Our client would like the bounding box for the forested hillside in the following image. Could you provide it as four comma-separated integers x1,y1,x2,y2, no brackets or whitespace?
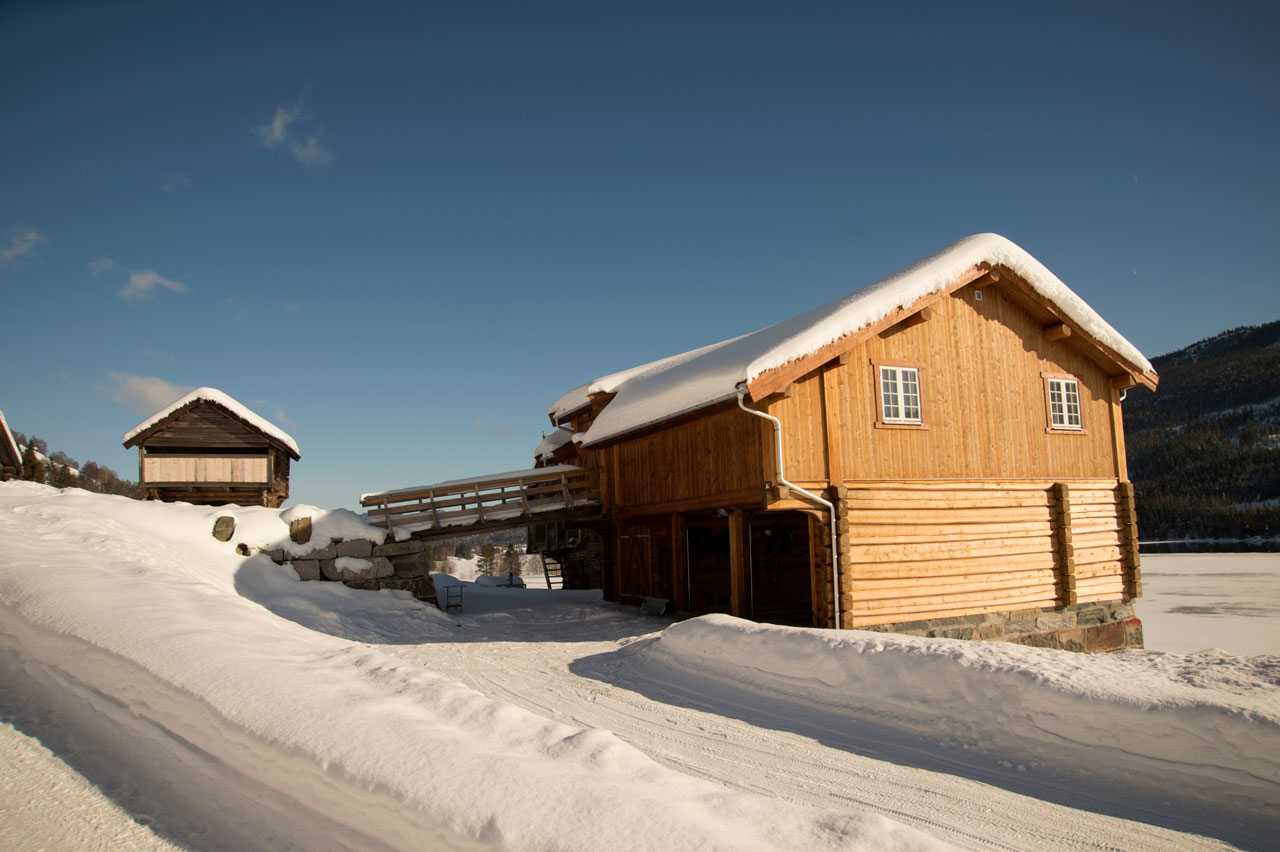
1126,320,1280,542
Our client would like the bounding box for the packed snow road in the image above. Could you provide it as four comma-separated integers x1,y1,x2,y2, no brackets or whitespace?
376,579,1276,852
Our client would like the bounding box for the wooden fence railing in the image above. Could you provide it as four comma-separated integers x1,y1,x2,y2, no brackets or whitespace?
360,465,601,535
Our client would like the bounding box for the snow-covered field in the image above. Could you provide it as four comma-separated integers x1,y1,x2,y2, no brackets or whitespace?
1,482,1277,851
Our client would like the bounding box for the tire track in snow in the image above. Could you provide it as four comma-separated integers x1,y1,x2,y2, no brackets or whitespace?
378,606,1244,852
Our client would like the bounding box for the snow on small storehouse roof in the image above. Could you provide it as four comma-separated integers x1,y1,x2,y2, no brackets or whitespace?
122,387,300,458
565,233,1156,448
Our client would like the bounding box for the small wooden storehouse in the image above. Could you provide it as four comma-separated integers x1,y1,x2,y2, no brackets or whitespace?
534,233,1158,649
123,388,300,507
0,409,22,481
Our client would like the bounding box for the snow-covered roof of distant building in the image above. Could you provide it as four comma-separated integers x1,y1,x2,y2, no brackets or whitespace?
0,409,21,471
533,426,575,463
553,233,1156,448
122,387,300,458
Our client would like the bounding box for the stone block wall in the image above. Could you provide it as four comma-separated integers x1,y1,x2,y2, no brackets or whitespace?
262,537,438,608
859,600,1143,653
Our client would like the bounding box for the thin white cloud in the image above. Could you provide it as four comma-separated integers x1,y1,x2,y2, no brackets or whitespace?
110,373,194,415
253,100,333,170
162,170,192,193
137,345,174,362
1,227,47,263
254,400,299,431
118,269,189,302
290,135,332,168
88,258,117,276
255,104,304,149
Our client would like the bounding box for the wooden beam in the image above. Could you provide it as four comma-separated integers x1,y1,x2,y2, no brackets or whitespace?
1109,385,1129,481
729,507,748,618
996,269,1159,391
879,305,934,339
971,269,1002,288
821,364,845,484
1045,322,1071,342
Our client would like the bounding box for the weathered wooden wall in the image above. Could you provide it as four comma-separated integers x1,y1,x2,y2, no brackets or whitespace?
766,285,1121,482
602,405,767,514
143,455,270,484
140,404,272,449
838,479,1135,628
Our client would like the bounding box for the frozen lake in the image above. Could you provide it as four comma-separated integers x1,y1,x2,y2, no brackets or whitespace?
1137,553,1280,655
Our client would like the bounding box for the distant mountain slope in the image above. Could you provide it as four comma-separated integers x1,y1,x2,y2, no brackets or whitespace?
1125,320,1280,541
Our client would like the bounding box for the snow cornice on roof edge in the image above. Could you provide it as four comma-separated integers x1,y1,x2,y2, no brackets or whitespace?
122,387,301,459
567,233,1156,449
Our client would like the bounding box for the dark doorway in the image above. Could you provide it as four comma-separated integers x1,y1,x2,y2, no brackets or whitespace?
750,513,814,627
685,515,731,613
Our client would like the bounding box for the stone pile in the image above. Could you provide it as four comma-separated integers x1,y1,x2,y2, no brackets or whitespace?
215,515,438,608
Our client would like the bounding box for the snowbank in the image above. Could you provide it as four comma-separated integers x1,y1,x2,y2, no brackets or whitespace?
649,615,1280,820
0,482,947,852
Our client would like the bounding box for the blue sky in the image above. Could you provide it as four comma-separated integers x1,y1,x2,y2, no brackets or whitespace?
2,1,1277,511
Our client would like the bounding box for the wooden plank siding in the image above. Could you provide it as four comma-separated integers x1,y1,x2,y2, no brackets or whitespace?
838,480,1130,628
765,284,1120,482
142,455,271,485
606,406,768,514
138,405,275,450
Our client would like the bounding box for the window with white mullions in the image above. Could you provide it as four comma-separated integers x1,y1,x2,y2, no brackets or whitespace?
879,366,922,424
1047,377,1082,430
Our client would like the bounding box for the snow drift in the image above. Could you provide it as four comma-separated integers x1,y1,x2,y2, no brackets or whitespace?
649,615,1280,822
0,482,947,852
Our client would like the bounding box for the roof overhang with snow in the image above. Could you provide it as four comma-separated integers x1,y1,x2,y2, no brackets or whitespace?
122,388,301,460
551,234,1158,449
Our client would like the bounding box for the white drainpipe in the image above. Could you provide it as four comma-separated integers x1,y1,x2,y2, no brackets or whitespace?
736,383,842,630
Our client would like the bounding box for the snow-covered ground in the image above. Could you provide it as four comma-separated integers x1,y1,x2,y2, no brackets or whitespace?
1,482,1277,851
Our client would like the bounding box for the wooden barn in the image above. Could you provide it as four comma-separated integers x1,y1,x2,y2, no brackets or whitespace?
0,409,21,481
123,388,300,507
363,233,1157,650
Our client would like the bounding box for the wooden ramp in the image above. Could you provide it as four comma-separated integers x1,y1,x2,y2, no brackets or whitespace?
360,465,602,542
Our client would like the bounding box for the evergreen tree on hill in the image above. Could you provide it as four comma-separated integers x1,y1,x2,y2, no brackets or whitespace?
20,444,45,483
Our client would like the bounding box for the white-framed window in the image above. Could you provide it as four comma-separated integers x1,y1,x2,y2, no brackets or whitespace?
1046,377,1082,430
879,365,922,424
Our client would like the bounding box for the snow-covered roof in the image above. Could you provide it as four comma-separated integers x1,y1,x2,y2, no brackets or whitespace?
559,233,1155,448
123,387,300,458
0,409,21,470
533,426,576,462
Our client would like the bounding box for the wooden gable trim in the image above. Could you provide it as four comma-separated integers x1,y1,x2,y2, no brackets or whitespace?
124,399,300,460
993,267,1159,391
749,261,1157,402
746,264,992,400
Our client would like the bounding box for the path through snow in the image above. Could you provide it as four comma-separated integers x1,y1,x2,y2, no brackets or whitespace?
378,581,1276,851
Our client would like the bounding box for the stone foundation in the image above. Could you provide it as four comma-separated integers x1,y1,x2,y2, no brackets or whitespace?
262,537,438,609
859,600,1143,653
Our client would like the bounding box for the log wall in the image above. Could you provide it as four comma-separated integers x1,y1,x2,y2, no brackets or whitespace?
839,479,1135,629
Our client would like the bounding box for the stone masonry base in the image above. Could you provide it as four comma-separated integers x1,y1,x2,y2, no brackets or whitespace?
859,600,1143,653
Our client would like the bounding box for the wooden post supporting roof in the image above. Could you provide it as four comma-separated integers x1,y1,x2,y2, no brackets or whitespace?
729,507,748,618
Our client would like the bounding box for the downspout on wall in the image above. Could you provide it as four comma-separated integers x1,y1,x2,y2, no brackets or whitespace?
735,383,842,629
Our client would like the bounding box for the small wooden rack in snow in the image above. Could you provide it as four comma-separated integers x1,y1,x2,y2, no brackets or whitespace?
360,465,602,539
